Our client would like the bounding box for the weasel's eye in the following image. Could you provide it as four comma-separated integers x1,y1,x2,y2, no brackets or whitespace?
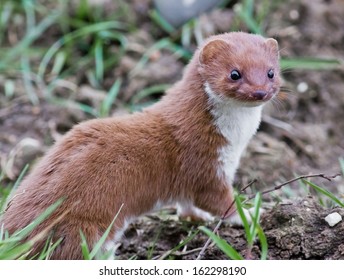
229,70,241,81
267,69,274,79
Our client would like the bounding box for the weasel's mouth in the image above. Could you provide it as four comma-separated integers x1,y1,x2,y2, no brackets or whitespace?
250,90,273,102
233,91,275,107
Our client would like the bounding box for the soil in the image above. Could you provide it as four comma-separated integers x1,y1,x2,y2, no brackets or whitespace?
0,0,343,259
117,197,344,260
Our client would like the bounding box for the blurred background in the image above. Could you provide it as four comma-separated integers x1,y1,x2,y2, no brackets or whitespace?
0,0,343,207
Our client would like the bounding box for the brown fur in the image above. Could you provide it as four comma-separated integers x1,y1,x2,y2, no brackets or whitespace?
0,32,280,259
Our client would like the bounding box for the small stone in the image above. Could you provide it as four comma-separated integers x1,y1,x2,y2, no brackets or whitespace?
289,10,300,21
325,212,342,227
297,82,308,93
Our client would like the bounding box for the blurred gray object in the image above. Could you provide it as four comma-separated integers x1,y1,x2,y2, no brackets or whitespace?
153,0,223,27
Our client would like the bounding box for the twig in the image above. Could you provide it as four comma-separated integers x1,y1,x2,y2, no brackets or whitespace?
221,179,258,219
196,173,341,260
173,247,203,256
196,219,223,260
156,247,202,260
240,178,258,193
247,173,341,200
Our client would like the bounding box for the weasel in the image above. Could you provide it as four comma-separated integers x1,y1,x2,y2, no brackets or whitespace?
0,32,280,259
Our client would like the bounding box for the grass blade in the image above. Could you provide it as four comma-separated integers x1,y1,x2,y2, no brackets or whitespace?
23,0,36,33
1,164,29,213
181,21,192,48
150,9,176,34
89,203,124,259
159,230,199,260
100,78,122,117
14,199,64,239
51,51,66,76
199,226,244,260
234,1,262,34
249,192,262,241
0,11,60,70
131,84,170,105
147,226,162,260
130,38,191,77
38,21,126,77
11,165,29,192
37,236,63,260
302,179,344,208
79,230,91,260
234,195,251,242
94,38,104,84
50,97,98,117
0,2,13,45
21,55,39,105
281,57,341,70
257,225,268,260
0,242,32,260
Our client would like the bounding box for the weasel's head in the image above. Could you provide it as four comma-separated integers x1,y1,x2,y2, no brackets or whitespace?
198,32,280,107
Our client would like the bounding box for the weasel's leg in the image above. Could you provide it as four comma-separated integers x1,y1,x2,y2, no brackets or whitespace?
224,208,265,226
193,185,234,218
192,185,264,226
177,203,214,222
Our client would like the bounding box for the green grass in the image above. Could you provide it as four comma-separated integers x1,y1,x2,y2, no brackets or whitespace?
303,179,344,208
199,173,344,260
0,202,122,260
200,192,267,260
0,172,123,260
158,229,199,260
0,164,29,213
0,0,128,114
0,0,340,114
80,204,124,260
99,78,122,117
0,199,63,260
0,166,63,259
199,226,244,260
234,0,264,34
280,57,341,70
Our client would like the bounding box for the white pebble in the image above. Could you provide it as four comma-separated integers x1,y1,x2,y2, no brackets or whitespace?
325,212,342,227
289,10,299,21
297,82,308,93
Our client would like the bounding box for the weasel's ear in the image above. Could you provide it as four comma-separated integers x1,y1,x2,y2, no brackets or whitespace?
199,39,228,65
265,38,279,56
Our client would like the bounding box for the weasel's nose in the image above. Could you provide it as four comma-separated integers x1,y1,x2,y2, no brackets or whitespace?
252,90,267,100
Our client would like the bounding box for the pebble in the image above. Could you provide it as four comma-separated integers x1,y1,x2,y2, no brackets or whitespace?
324,212,342,227
297,82,309,93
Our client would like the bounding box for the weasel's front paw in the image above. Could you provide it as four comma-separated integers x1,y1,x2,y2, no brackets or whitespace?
225,208,265,226
177,204,214,222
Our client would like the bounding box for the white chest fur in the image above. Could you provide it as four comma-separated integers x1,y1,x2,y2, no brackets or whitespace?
205,83,263,185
